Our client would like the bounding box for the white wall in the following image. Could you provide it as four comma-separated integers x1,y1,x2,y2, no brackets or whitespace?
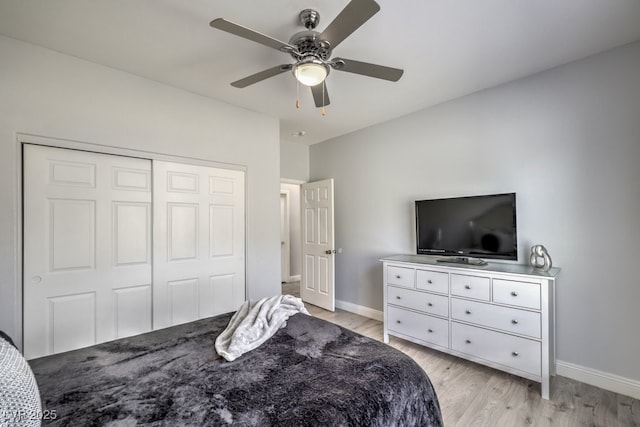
280,140,309,182
0,36,282,347
310,42,640,384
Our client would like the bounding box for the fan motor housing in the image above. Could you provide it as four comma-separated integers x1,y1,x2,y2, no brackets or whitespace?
289,31,332,61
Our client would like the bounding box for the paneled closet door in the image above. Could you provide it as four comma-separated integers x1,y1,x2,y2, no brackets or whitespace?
152,161,245,329
23,145,152,359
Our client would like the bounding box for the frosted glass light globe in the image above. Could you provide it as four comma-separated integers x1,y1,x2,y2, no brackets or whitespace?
293,61,328,86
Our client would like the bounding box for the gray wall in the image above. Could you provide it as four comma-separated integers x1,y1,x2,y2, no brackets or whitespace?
310,41,640,382
0,36,282,347
280,140,309,182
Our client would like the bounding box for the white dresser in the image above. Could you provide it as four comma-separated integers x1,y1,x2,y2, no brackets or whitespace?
381,254,560,399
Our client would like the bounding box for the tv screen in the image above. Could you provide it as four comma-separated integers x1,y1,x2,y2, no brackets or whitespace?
415,193,517,261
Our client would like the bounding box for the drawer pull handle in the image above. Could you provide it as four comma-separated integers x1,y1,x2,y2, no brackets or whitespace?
396,296,401,299
427,302,433,307
396,320,401,324
396,275,401,279
427,279,433,284
465,339,471,344
511,291,518,297
512,351,519,357
511,319,519,325
465,285,471,290
428,328,433,333
465,310,471,315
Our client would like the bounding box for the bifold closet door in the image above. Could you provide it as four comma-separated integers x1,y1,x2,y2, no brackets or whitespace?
152,161,245,329
23,145,153,359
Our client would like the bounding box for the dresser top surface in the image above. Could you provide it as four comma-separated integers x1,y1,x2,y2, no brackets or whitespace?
380,254,560,279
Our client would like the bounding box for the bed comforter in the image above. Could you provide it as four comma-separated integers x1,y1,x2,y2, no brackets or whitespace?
30,312,443,426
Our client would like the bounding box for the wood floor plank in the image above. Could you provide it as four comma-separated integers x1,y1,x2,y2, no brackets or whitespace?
283,282,640,426
619,395,640,426
572,378,620,426
453,371,527,426
434,362,494,425
543,376,587,427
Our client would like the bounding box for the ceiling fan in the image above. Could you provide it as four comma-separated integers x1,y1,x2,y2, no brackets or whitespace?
210,0,404,109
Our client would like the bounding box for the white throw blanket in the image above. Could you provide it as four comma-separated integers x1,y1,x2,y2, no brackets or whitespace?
215,294,309,361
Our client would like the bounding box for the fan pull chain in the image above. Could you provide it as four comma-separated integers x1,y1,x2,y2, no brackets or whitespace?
321,80,326,116
296,80,300,109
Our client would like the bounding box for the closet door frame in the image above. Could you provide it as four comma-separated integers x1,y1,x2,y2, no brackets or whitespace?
15,133,247,351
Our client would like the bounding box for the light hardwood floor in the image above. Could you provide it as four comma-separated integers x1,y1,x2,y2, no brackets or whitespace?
282,281,640,427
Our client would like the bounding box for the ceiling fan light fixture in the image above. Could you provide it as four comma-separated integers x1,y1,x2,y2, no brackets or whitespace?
293,59,329,86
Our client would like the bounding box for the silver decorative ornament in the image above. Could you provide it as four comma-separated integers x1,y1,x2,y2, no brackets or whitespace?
530,245,552,271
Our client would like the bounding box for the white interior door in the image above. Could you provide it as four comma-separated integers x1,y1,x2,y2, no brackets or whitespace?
300,179,335,311
23,145,152,359
153,161,245,329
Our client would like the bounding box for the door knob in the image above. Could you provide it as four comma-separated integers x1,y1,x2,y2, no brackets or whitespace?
325,249,337,254
32,276,42,284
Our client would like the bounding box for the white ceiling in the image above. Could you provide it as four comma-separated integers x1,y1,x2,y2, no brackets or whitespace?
1,0,640,145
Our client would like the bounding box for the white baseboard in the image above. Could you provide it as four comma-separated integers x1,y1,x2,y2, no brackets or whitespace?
335,299,383,322
288,275,301,282
556,360,640,400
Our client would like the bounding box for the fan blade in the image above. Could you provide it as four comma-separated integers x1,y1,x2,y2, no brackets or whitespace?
332,57,403,81
231,64,292,88
311,83,330,107
210,18,297,53
320,0,380,49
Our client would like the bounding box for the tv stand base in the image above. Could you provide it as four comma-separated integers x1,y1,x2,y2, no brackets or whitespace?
436,257,488,266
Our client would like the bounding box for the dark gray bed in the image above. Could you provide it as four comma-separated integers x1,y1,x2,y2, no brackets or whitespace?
29,312,443,426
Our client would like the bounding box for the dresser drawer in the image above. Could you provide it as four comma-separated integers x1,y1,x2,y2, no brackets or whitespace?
451,298,541,338
388,286,449,317
493,279,541,310
451,322,541,376
387,306,449,348
416,269,449,294
451,274,490,301
386,266,415,288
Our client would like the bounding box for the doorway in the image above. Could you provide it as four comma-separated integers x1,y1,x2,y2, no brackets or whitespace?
280,181,302,292
280,191,290,283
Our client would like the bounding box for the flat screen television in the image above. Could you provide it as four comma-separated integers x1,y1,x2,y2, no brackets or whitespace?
415,193,517,263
